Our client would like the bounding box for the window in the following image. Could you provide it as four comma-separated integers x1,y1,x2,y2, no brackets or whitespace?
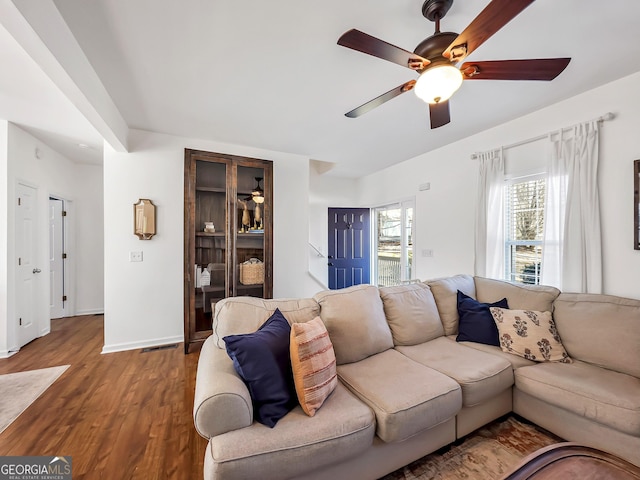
374,200,414,286
504,176,545,284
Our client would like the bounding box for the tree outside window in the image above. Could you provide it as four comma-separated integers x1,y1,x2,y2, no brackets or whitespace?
505,177,545,284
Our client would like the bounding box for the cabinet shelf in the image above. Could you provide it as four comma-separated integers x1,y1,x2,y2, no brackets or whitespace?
199,285,225,293
196,186,226,193
195,232,225,237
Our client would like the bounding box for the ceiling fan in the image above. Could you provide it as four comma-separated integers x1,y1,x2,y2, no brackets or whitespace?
337,0,570,129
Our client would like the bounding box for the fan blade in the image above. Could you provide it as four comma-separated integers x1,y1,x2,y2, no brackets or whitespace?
443,0,536,63
345,81,416,118
461,58,570,81
429,101,450,129
338,29,430,71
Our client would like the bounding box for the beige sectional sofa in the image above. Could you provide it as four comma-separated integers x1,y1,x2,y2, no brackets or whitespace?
193,275,640,479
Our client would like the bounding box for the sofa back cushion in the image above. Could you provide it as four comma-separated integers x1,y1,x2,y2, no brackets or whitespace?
314,284,393,365
426,274,476,336
379,283,444,345
212,297,320,348
474,276,560,312
553,293,640,377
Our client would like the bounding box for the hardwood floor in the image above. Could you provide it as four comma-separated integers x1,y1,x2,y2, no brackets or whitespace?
0,315,207,479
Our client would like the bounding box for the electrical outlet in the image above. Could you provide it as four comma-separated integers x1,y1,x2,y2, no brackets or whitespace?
422,249,433,257
129,251,143,262
419,182,431,191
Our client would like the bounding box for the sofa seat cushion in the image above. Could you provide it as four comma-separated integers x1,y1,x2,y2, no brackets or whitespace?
451,336,536,369
515,360,640,436
337,349,461,443
207,383,375,480
396,337,514,407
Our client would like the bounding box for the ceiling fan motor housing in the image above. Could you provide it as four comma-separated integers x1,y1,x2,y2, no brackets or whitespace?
414,31,458,68
422,0,454,21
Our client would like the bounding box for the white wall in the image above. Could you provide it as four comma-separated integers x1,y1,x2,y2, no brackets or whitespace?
74,164,104,314
0,120,9,356
95,71,640,353
102,129,317,353
308,161,358,289
0,122,104,356
357,71,640,300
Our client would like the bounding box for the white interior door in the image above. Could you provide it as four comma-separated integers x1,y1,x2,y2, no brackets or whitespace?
49,197,65,319
16,183,40,347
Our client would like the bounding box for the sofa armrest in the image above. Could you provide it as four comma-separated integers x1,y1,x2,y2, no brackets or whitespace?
193,337,253,439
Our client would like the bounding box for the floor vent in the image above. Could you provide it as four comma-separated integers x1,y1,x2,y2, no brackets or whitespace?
141,344,178,353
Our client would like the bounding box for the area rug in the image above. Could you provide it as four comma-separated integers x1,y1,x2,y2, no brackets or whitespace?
0,365,70,434
381,415,563,480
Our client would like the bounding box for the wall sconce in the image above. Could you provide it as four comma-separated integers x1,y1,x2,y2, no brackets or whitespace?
134,199,156,240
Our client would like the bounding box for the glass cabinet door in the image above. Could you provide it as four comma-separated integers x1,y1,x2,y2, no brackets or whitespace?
234,164,266,298
194,159,227,333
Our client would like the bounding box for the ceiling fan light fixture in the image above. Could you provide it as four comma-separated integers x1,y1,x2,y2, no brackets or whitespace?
252,177,265,204
414,64,463,104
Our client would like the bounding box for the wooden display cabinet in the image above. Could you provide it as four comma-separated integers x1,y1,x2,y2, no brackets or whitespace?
183,149,273,353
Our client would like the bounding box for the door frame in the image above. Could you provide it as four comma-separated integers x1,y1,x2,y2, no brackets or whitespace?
48,193,75,319
49,196,68,319
372,198,416,286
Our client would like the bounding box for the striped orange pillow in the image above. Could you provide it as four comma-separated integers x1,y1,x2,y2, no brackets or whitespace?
290,316,338,416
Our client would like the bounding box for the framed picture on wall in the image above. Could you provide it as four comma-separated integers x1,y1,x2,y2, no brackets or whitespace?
635,160,640,250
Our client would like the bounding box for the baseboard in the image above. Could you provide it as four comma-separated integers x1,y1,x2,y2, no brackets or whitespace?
75,308,104,316
101,335,184,354
0,349,18,359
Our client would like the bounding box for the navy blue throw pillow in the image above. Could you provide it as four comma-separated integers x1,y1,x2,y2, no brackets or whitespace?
456,290,509,346
223,308,297,427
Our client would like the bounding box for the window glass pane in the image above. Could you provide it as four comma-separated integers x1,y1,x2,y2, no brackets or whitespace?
505,177,545,285
509,180,545,241
377,208,401,286
507,244,542,284
404,207,413,280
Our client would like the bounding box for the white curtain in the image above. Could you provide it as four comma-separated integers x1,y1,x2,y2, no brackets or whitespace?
474,149,504,279
541,120,602,293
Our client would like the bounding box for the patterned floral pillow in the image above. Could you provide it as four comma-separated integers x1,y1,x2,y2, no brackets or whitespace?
489,308,572,363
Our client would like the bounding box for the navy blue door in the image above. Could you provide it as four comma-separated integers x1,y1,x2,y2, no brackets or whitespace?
328,208,370,289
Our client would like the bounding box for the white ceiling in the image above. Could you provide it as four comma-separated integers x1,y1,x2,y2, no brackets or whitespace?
3,0,640,176
0,21,103,164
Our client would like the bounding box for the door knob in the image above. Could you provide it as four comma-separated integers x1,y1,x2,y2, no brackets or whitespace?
33,268,42,274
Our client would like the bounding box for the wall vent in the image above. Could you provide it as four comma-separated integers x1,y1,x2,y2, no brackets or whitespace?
141,344,178,353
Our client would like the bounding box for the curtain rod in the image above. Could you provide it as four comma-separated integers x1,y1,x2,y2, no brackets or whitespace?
470,112,615,160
